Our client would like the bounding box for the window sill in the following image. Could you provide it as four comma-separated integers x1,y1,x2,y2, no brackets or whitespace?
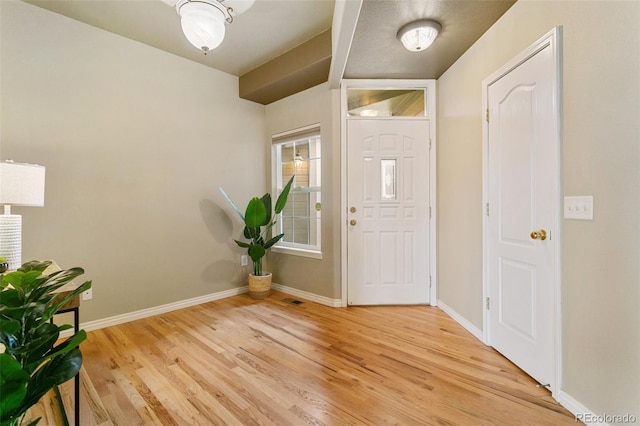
272,246,323,260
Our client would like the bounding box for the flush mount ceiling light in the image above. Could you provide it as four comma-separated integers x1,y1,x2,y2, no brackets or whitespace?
396,19,441,52
175,0,254,54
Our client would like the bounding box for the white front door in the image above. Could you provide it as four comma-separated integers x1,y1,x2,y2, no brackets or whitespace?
347,119,430,305
485,30,560,389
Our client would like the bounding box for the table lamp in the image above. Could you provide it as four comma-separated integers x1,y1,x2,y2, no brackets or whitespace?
0,160,46,270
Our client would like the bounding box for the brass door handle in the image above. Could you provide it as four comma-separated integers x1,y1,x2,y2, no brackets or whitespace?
530,229,547,240
350,219,357,226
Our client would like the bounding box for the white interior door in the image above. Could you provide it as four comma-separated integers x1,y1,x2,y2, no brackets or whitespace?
347,119,430,305
485,31,560,389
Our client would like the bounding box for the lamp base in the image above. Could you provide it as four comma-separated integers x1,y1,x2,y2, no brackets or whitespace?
0,214,21,270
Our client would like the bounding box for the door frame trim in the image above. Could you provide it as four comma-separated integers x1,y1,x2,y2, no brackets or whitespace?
481,27,563,397
340,79,437,307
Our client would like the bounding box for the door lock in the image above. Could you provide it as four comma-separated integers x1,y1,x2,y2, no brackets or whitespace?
350,206,357,213
530,229,547,240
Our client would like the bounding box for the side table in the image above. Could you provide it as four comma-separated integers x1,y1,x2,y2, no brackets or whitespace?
52,286,81,426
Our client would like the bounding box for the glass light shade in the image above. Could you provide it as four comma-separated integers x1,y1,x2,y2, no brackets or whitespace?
180,1,226,53
397,20,441,52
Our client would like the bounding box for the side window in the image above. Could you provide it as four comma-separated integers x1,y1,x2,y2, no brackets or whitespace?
272,125,321,258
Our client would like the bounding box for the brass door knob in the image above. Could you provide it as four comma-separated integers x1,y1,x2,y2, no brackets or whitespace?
350,219,357,226
350,206,357,213
530,229,547,240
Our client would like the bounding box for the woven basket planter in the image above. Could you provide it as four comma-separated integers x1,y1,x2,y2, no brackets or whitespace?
248,273,272,299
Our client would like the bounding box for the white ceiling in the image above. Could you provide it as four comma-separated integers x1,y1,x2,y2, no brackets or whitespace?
23,0,516,83
24,0,336,77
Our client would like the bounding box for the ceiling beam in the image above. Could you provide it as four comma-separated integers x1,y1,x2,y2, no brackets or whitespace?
239,30,332,105
328,0,363,89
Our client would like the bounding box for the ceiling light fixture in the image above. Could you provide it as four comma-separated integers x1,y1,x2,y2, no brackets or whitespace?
397,19,441,52
359,109,380,117
175,0,254,55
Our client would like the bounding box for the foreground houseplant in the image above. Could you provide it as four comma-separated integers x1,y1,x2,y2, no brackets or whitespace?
220,176,294,299
0,260,91,426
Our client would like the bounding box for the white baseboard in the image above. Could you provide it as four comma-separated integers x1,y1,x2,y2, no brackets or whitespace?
437,299,485,343
70,283,339,334
271,282,342,307
79,286,249,332
556,391,628,426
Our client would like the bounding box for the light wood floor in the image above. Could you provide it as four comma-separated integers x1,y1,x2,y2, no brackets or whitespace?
33,291,577,425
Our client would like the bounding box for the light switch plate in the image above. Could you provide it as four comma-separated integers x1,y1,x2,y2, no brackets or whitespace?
564,196,594,220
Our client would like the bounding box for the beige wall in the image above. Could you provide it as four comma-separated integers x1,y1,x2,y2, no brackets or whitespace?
265,83,342,299
0,0,266,322
438,0,639,417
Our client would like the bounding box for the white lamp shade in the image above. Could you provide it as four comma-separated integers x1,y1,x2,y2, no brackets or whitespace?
179,1,226,52
0,161,46,206
397,20,441,52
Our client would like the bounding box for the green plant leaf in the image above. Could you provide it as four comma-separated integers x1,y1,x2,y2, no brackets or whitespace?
18,375,56,418
41,280,91,322
22,323,60,371
234,240,251,248
0,289,26,309
244,198,267,229
39,331,87,367
248,244,266,263
0,290,21,307
17,261,51,273
0,318,20,337
0,353,29,418
263,233,285,250
261,193,272,225
45,348,83,385
244,226,261,241
6,270,42,291
23,348,82,412
274,175,295,214
33,268,85,298
57,324,73,332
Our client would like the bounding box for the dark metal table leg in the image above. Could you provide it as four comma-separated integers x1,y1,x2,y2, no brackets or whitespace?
54,304,81,425
73,306,80,426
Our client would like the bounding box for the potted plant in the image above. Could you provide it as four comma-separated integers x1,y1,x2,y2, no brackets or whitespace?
0,260,91,426
220,175,294,299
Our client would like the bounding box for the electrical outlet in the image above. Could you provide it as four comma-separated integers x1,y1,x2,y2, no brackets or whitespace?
82,288,93,301
241,255,249,266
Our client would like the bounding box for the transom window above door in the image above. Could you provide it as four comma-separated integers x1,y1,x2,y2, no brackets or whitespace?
272,124,322,259
347,88,426,117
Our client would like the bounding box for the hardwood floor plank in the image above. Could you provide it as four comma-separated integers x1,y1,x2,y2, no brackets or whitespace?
34,291,577,425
